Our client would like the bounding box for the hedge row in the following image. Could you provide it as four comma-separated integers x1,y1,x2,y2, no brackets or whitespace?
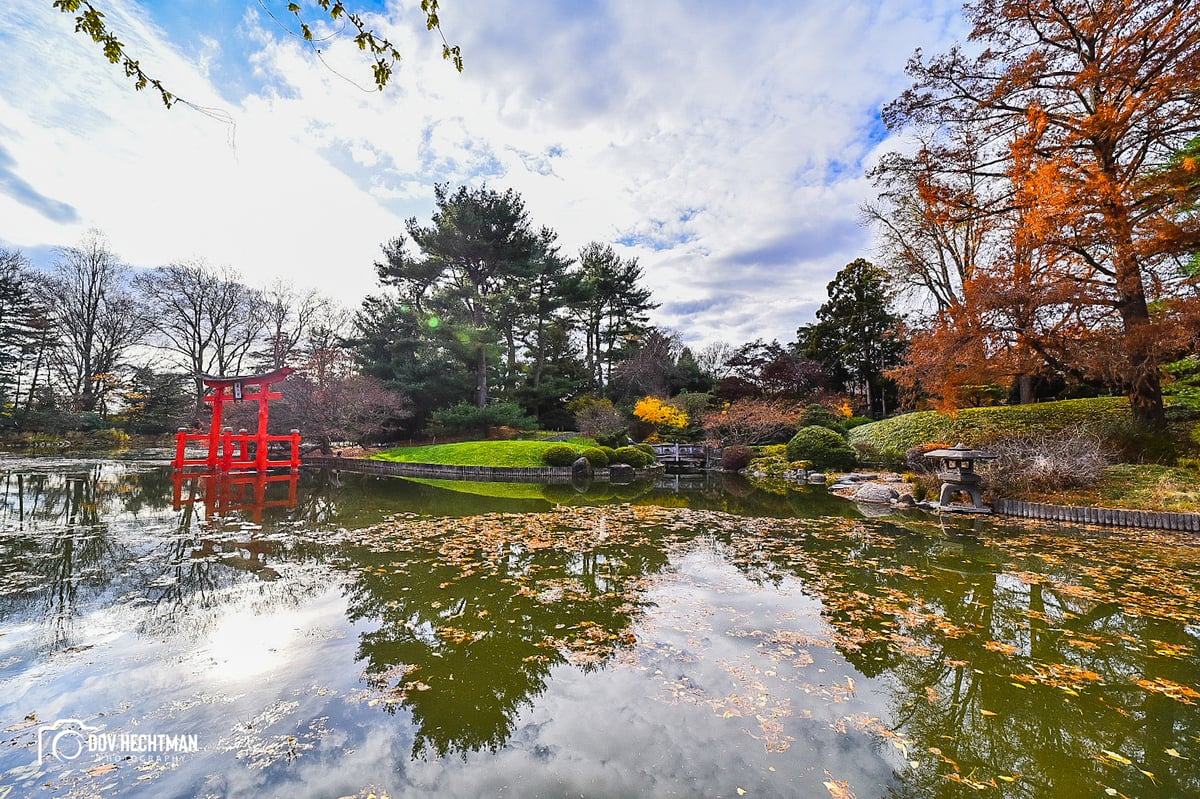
542,442,657,467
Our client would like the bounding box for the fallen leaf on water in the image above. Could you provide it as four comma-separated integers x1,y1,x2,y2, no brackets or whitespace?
823,770,856,799
5,717,40,732
1101,750,1132,765
1164,748,1185,759
943,772,992,790
736,788,746,796
85,764,118,776
1134,677,1200,704
980,710,997,717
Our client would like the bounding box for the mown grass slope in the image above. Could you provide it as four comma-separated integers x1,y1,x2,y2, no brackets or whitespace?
373,438,598,468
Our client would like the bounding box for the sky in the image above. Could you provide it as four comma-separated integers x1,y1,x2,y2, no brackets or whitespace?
0,0,968,350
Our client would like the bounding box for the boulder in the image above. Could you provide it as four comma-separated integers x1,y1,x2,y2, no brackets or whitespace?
807,472,827,484
852,483,899,504
609,463,636,483
572,456,593,480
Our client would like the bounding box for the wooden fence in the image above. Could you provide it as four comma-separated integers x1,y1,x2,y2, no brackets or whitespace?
993,498,1200,532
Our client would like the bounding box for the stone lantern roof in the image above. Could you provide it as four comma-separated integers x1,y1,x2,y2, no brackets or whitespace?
923,443,997,463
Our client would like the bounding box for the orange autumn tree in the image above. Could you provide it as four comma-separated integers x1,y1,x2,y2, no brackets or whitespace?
883,0,1200,427
866,140,1051,409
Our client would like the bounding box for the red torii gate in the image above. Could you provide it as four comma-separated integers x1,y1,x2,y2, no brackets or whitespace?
172,367,301,473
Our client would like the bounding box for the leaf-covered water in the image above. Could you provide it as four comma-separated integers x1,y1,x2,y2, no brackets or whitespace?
1,456,1198,798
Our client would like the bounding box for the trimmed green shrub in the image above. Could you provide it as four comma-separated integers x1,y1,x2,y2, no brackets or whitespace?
543,444,580,467
843,416,873,430
786,426,857,471
612,446,655,467
798,404,847,436
721,444,753,471
581,447,610,467
635,443,656,458
599,446,617,462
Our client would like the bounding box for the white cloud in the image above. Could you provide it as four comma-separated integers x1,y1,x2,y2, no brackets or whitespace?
0,0,968,346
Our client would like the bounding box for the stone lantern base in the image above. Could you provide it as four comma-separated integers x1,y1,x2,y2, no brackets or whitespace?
935,470,988,511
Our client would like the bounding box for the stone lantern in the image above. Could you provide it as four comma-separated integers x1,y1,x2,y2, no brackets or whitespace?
924,443,997,511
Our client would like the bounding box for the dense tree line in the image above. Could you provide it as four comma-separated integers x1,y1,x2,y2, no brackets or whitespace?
0,187,913,449
351,183,676,434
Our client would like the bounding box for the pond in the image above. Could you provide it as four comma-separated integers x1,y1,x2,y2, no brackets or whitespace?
1,454,1198,798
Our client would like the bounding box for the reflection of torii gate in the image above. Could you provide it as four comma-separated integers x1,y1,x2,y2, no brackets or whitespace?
172,367,301,473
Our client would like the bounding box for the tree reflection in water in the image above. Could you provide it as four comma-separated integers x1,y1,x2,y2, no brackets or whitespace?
0,464,133,648
733,512,1200,798
340,511,671,758
0,459,1197,799
0,463,330,647
329,502,1200,796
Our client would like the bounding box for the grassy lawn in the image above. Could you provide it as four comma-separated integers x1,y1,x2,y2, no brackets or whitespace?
1023,464,1200,513
373,438,598,468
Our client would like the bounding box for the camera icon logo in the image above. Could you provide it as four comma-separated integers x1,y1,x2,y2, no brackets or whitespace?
36,719,100,765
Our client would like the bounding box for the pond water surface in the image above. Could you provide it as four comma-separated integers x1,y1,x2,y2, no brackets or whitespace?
1,454,1198,798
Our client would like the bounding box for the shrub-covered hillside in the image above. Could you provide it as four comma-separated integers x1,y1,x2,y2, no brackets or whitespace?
848,397,1134,465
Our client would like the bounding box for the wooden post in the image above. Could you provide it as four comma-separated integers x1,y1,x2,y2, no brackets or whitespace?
289,429,301,471
256,393,270,472
206,387,227,470
173,427,187,469
220,428,233,472
252,473,267,524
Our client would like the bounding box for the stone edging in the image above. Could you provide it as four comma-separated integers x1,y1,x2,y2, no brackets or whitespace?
301,455,659,483
993,497,1200,532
